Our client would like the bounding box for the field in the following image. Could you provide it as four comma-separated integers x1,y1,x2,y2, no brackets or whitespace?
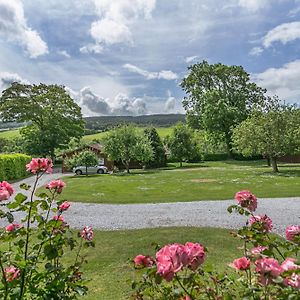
82,126,172,142
0,129,20,139
58,160,300,204
76,227,242,299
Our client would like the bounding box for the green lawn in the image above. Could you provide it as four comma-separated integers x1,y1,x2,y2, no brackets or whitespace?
79,227,242,299
82,127,172,142
58,160,300,204
0,129,20,139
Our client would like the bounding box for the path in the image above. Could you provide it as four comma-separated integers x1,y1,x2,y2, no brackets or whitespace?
4,172,300,236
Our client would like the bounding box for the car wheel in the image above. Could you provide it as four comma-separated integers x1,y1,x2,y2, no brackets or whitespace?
97,169,104,174
75,170,83,175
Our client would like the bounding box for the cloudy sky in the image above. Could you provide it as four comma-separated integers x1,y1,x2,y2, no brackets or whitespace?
1,0,300,116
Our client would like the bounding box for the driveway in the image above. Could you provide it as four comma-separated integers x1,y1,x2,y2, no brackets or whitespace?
2,172,300,236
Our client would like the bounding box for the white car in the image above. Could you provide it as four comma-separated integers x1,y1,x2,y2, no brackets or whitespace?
73,165,108,175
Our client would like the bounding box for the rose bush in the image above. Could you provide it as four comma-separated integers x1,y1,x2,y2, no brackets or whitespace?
131,190,300,299
0,158,94,299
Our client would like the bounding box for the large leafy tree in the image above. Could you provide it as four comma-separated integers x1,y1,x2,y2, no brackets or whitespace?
104,124,153,173
181,61,266,154
144,127,166,168
73,150,99,176
166,122,198,167
0,83,84,157
232,104,300,172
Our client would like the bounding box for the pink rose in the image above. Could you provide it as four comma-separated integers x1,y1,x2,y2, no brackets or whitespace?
58,201,70,212
5,223,22,232
46,179,66,194
230,257,251,271
285,225,300,242
4,266,20,282
80,226,93,241
255,258,283,285
0,181,14,201
234,190,257,212
134,255,154,267
52,215,64,222
184,242,205,270
250,215,273,232
281,258,299,271
26,158,53,174
156,243,188,281
283,273,300,289
250,246,268,256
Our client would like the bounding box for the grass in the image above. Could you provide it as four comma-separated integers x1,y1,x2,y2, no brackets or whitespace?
82,127,172,142
77,227,242,299
0,129,20,139
56,160,300,204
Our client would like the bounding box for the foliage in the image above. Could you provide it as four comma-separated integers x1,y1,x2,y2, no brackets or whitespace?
68,151,99,175
0,154,31,181
0,138,24,154
0,158,94,299
165,123,199,166
103,124,153,173
181,61,266,153
144,127,166,168
232,103,300,172
131,191,300,299
84,114,185,132
0,83,84,157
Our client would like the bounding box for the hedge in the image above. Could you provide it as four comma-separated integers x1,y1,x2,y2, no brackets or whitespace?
0,154,31,181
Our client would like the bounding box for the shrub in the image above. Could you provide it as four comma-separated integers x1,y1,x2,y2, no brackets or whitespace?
0,154,31,181
0,158,94,299
132,191,300,299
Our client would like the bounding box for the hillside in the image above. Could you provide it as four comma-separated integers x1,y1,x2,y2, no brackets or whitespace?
84,114,185,131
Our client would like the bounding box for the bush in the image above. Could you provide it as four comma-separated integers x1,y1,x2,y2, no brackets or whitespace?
0,154,31,181
0,158,94,299
131,191,300,299
201,153,228,161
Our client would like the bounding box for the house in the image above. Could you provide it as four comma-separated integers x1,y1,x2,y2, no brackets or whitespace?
278,154,300,163
60,143,114,173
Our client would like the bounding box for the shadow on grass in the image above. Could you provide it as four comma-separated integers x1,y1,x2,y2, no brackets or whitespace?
261,169,300,177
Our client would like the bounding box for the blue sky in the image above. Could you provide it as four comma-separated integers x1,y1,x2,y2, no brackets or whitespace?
1,0,300,116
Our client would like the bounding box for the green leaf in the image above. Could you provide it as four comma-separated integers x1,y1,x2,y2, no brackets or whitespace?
15,193,27,204
6,212,14,223
20,183,31,190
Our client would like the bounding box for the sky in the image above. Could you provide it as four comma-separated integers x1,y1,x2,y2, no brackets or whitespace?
1,0,300,116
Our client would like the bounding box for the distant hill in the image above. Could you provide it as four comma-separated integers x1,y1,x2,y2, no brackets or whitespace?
84,114,185,132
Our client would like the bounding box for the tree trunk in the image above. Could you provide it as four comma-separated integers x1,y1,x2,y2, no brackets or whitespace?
266,156,271,167
224,133,233,158
126,161,130,174
270,157,279,173
85,166,88,176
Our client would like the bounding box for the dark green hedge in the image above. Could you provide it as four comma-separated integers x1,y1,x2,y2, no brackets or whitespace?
0,154,31,181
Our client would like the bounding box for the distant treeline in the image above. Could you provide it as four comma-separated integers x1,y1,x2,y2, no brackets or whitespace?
84,114,185,133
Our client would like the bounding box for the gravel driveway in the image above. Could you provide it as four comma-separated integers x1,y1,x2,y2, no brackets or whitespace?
4,172,300,236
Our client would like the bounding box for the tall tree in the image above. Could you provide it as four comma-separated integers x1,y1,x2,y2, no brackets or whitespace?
0,83,84,157
166,122,197,167
104,124,153,173
72,150,99,176
144,127,166,168
232,104,300,172
180,61,266,154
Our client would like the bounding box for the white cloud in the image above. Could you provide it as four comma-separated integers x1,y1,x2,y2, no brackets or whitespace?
57,50,71,58
123,63,178,80
253,59,300,102
164,90,176,112
66,87,148,116
0,72,29,91
83,0,156,52
79,44,103,54
237,0,270,12
0,0,48,58
185,55,198,63
249,46,263,56
262,21,300,48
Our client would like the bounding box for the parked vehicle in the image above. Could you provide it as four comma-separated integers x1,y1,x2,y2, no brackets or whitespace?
73,165,108,175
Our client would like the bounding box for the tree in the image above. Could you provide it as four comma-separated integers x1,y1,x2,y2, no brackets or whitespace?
144,127,166,168
0,83,84,157
72,150,99,176
180,61,266,154
103,124,153,173
232,105,300,172
166,123,198,167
